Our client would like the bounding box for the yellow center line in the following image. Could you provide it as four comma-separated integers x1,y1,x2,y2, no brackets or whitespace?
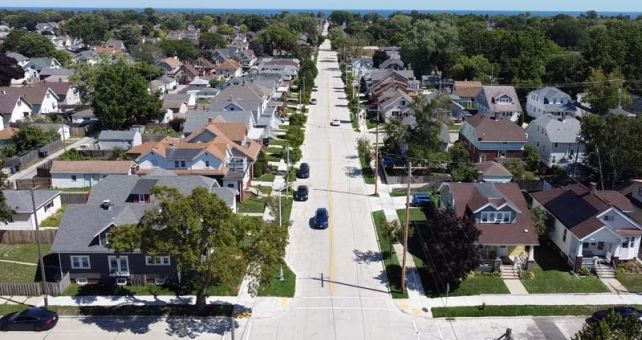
326,65,336,295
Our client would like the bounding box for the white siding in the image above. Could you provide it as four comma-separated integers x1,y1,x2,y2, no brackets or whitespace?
0,195,62,230
52,173,130,189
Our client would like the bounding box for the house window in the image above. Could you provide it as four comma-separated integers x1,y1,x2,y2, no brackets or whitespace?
174,161,180,168
623,237,630,248
553,143,559,148
205,161,210,167
180,160,186,167
71,175,77,182
70,255,90,269
145,256,171,266
562,229,567,242
480,211,511,224
108,256,129,275
597,242,605,250
44,201,54,212
582,242,589,249
227,184,234,188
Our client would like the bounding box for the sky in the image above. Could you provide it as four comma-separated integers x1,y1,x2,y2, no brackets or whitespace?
1,0,641,12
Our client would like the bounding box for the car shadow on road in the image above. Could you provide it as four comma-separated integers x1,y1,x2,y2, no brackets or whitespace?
353,249,383,264
345,166,363,178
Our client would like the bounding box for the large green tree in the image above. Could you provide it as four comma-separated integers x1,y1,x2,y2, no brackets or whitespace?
64,14,109,46
581,114,642,189
0,55,25,86
11,125,59,155
109,187,288,310
198,31,226,50
400,19,460,78
91,60,162,129
573,310,642,340
1,30,57,57
585,68,631,115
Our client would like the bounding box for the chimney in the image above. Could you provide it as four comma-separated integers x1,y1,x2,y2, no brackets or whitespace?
101,200,111,210
208,117,214,124
494,112,500,120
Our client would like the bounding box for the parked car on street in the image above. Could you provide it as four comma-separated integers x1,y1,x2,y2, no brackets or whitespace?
587,307,642,325
310,98,317,105
314,208,329,228
295,185,309,201
331,119,341,126
0,307,58,332
298,163,310,178
411,193,432,207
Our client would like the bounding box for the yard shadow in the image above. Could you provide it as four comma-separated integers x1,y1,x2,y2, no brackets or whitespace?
532,244,572,271
78,309,163,334
353,249,382,264
310,277,389,294
345,165,362,178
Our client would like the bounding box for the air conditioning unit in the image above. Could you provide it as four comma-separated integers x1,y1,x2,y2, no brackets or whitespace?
116,278,127,286
76,278,88,286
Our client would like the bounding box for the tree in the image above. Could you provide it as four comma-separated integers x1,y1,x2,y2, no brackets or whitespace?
159,39,199,61
573,310,642,340
253,150,269,177
400,19,460,78
422,209,481,294
504,159,537,181
448,142,471,166
585,68,631,115
404,95,451,162
12,125,58,155
451,165,478,182
199,31,226,50
372,50,389,68
64,14,108,45
115,25,142,49
580,114,642,189
0,190,14,225
254,24,297,56
109,187,288,311
523,145,541,172
130,42,164,64
451,55,494,83
91,60,162,129
0,55,24,86
1,30,57,57
530,207,553,240
380,219,402,254
546,16,587,49
285,126,304,147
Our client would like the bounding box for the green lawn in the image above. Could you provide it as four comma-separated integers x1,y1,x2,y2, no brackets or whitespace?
357,148,375,184
267,148,283,162
282,196,294,224
40,205,66,228
366,118,378,130
0,262,37,283
396,208,428,223
448,275,510,296
615,273,642,293
372,211,407,298
0,244,51,263
432,305,642,318
254,173,276,182
521,245,608,293
389,191,431,197
64,278,241,297
269,139,287,146
258,185,273,196
258,264,296,297
238,196,266,214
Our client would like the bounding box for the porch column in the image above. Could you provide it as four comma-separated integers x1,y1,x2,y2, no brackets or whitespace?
527,246,535,271
574,243,583,272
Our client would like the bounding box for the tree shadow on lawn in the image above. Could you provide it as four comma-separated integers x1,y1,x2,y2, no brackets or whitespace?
532,243,572,271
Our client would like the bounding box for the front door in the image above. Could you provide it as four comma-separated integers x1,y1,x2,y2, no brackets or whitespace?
108,256,129,276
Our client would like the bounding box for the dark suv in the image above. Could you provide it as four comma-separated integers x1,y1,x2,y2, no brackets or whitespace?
298,163,310,178
295,185,309,201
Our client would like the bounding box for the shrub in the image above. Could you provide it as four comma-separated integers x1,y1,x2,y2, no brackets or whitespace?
578,268,591,276
289,113,307,127
519,271,535,280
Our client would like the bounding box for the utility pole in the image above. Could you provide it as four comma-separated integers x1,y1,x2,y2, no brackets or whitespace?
618,80,623,108
30,186,48,309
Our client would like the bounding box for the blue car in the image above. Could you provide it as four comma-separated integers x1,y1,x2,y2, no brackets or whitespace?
314,208,329,228
411,193,432,207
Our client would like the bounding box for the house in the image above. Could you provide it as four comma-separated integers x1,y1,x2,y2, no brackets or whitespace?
532,183,642,271
0,86,59,114
50,174,237,286
50,160,135,189
215,59,242,79
133,124,261,201
0,91,32,127
68,108,97,124
97,130,142,150
164,93,196,108
371,86,415,122
6,52,30,67
351,57,373,82
34,82,81,106
526,87,576,119
73,50,100,65
476,86,523,123
459,114,527,162
182,110,256,135
439,182,538,270
453,80,482,109
210,83,275,129
24,58,61,79
1,190,62,230
35,22,59,34
193,57,215,76
104,38,126,52
475,161,513,183
525,114,584,168
378,57,405,70
176,64,200,85
156,57,183,75
0,127,18,145
367,69,418,93
162,98,188,118
40,68,75,82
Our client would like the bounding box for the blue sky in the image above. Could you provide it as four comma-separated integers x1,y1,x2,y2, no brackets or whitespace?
1,0,640,12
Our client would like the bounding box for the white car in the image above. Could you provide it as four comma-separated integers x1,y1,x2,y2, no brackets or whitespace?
331,119,341,126
310,98,317,105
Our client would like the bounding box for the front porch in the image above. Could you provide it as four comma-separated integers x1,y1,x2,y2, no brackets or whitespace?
477,245,536,272
573,240,620,272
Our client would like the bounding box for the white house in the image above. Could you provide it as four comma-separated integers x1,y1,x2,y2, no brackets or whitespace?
0,91,33,125
0,86,59,115
476,86,523,123
532,184,642,272
526,87,576,119
525,114,585,168
2,190,62,230
474,161,513,183
50,160,135,189
97,130,142,150
32,123,71,140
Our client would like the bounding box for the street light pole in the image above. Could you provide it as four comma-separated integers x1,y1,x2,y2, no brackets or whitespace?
401,162,412,295
374,122,379,196
30,187,48,309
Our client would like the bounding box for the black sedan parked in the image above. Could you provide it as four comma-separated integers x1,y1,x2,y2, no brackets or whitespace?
295,185,309,201
587,306,642,325
0,307,58,331
298,163,310,179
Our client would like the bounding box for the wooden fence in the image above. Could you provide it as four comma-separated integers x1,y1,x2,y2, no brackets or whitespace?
60,192,89,204
0,229,57,244
4,138,64,170
142,134,167,143
0,272,70,296
12,178,52,190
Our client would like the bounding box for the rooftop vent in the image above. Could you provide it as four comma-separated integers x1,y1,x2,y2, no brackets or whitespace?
101,200,111,210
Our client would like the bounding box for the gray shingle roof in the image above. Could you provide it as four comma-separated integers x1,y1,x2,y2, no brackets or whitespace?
98,130,138,141
4,190,60,213
183,110,254,134
526,114,581,144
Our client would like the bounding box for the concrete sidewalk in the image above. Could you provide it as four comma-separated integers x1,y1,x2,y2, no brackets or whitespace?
425,292,642,309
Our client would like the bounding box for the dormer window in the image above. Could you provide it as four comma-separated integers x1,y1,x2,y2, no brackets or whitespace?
480,211,512,224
